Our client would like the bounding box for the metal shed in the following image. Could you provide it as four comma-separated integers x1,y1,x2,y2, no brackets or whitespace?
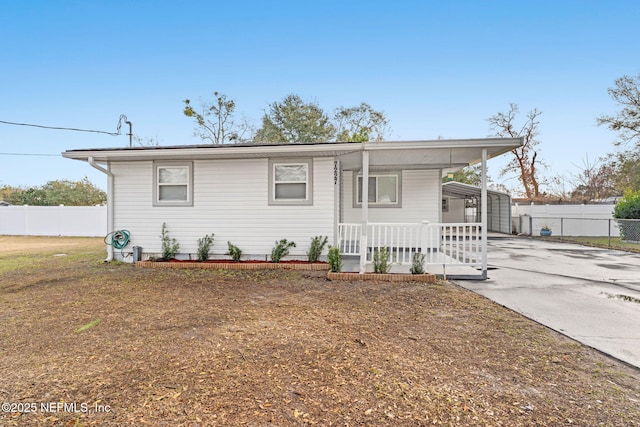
442,181,512,234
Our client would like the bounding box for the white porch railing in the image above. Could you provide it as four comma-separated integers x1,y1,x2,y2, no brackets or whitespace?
337,222,483,267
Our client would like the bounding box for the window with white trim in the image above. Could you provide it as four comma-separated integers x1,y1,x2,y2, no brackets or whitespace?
355,173,401,207
353,172,402,208
268,159,313,205
153,162,193,206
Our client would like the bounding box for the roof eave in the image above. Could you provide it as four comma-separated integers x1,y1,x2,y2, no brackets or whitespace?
62,137,524,164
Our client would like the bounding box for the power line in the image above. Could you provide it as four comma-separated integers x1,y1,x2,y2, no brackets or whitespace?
0,152,61,157
0,114,129,136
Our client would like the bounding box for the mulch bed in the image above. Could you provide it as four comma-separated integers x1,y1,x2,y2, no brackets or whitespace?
136,260,330,270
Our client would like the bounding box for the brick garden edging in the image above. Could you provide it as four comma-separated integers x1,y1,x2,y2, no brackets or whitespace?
136,261,435,282
327,272,437,283
136,261,330,271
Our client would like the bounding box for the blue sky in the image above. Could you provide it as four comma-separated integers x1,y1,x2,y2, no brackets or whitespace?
1,0,639,193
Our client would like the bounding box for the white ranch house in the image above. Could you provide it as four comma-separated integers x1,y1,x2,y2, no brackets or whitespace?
63,138,522,279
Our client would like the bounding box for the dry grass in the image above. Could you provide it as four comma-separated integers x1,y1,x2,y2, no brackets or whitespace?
546,235,640,253
0,235,102,256
0,236,639,426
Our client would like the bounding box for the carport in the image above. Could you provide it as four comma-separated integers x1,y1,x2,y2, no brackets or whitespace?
442,181,511,234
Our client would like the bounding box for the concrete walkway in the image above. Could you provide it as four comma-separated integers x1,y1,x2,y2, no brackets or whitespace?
456,237,640,369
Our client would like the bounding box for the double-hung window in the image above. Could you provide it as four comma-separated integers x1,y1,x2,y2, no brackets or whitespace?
269,159,312,205
153,161,193,206
355,172,401,207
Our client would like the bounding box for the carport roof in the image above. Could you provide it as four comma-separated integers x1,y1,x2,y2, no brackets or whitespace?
442,181,511,199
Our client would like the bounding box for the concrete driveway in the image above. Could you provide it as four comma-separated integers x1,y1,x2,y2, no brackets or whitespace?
457,237,640,369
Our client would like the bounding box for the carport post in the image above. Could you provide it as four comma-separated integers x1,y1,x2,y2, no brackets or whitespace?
359,150,369,274
481,148,488,279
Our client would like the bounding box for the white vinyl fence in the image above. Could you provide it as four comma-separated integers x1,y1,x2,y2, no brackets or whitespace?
512,203,618,237
0,205,107,237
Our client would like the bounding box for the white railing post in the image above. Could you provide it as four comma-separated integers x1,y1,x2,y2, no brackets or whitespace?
339,221,484,274
420,220,431,263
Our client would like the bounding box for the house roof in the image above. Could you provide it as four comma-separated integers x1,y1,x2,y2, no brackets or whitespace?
442,181,511,199
63,138,522,171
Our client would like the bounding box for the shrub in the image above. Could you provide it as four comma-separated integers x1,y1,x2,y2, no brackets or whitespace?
410,252,426,274
271,239,296,263
225,242,242,262
160,223,180,260
196,233,214,262
373,247,390,274
613,190,640,219
614,191,640,241
327,246,342,272
307,235,328,263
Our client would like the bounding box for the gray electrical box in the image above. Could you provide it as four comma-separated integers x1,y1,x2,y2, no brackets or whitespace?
132,246,143,262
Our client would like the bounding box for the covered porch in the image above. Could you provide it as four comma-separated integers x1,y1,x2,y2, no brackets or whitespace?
333,138,522,280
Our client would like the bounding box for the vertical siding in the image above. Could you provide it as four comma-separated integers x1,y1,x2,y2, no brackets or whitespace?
341,170,440,224
111,158,335,259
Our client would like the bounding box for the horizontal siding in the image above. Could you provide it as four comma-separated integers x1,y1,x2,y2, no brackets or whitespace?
342,170,440,224
112,158,335,259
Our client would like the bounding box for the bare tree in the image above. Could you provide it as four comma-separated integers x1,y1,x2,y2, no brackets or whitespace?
567,155,618,202
183,91,249,144
132,135,161,146
597,73,640,147
487,103,543,200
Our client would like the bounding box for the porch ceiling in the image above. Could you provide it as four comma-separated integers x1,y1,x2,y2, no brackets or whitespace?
338,138,523,171
442,181,511,199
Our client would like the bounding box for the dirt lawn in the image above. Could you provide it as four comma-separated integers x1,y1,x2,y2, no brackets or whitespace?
1,237,639,426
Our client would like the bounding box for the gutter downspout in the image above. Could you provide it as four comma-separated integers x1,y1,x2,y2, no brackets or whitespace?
88,156,114,262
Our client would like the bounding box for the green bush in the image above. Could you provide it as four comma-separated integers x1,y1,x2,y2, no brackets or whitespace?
307,235,328,263
270,239,296,263
196,233,214,262
225,242,242,262
160,223,180,260
373,247,390,274
613,190,640,219
410,252,426,274
327,246,342,272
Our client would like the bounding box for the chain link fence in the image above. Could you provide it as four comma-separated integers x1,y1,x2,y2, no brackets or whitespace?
617,219,640,243
514,215,640,246
516,216,618,238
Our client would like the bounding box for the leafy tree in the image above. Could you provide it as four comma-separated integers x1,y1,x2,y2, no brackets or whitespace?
442,165,483,186
597,73,640,147
183,91,248,144
487,103,543,200
334,102,389,142
183,92,390,145
0,177,106,206
254,94,336,143
0,186,12,202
